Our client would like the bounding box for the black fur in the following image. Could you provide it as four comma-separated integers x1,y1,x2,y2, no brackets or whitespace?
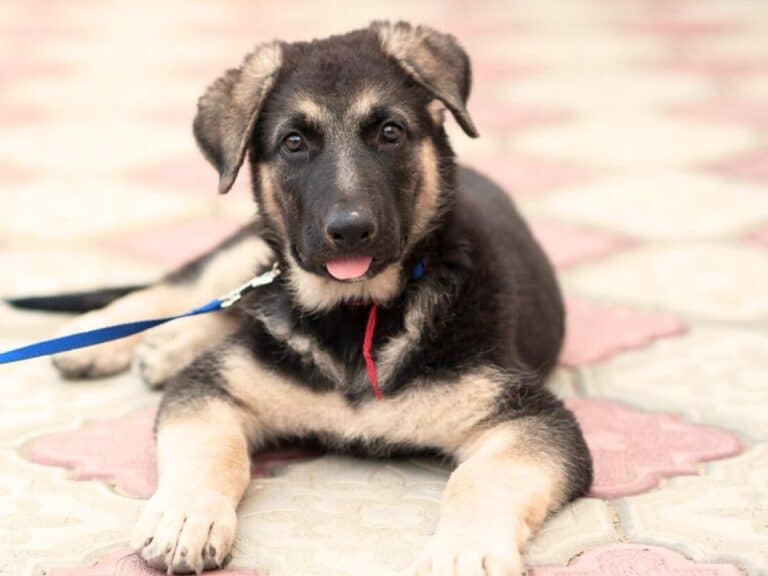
164,223,261,285
16,23,593,504
6,285,143,313
249,30,455,277
156,347,237,427
207,166,565,400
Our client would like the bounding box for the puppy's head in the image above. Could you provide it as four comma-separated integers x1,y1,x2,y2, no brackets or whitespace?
194,22,477,311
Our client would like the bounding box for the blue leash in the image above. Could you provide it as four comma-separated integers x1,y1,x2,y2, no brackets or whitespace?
0,263,281,365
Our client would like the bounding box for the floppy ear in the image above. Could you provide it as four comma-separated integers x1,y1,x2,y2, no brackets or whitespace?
372,21,478,138
193,41,283,194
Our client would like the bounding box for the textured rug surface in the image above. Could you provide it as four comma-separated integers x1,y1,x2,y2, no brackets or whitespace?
1,1,767,574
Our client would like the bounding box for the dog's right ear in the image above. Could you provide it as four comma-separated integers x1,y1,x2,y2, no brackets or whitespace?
193,41,283,194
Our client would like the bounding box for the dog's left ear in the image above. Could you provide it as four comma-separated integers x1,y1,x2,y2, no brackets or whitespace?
193,41,283,194
373,21,478,138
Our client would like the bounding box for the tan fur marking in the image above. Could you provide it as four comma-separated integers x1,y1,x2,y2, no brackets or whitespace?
77,285,177,327
253,308,346,386
52,233,272,378
196,41,282,194
192,235,274,297
116,233,271,313
232,42,283,111
410,139,442,244
258,162,286,236
221,350,505,452
376,23,446,110
134,401,252,571
110,233,271,317
346,88,415,124
376,22,422,64
156,400,252,502
373,21,478,139
335,141,358,193
259,159,403,312
291,95,332,125
346,87,381,120
449,423,561,545
426,99,446,125
135,312,242,387
411,423,562,574
375,280,449,386
286,252,403,312
50,285,183,377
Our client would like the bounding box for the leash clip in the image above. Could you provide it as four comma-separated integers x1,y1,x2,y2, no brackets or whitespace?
0,262,282,365
219,262,281,308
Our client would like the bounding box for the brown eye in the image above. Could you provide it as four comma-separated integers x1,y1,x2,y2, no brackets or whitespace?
379,122,403,145
282,132,306,153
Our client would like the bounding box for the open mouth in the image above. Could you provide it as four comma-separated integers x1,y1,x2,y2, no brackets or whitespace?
325,257,373,280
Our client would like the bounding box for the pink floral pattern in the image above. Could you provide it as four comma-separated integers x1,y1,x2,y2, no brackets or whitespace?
643,54,768,81
620,17,742,39
531,220,633,270
105,218,243,266
709,148,768,185
4,0,768,573
24,410,157,498
529,544,741,576
23,399,741,502
48,548,258,576
745,224,768,250
470,60,538,86
673,97,768,130
567,399,742,499
560,298,686,367
125,156,252,196
465,154,598,197
23,408,319,498
471,104,569,135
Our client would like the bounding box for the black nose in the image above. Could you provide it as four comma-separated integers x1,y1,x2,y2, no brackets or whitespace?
324,209,376,249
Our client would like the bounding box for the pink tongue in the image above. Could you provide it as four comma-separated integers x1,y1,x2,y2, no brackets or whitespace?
326,257,372,280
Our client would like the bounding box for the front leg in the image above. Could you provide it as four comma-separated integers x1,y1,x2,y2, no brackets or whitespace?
412,387,592,576
132,397,252,573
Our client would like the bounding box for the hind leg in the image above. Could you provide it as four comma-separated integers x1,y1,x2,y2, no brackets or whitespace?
51,284,183,379
52,228,271,379
133,312,241,388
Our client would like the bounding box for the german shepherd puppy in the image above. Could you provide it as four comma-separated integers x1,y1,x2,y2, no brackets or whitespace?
49,22,592,575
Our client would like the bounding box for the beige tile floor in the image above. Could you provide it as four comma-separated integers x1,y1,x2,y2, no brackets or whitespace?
1,1,767,575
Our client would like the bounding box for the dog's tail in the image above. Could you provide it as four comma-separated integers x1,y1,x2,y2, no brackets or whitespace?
6,285,146,313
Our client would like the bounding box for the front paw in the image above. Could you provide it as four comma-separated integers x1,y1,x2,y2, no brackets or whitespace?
408,529,522,576
131,489,237,574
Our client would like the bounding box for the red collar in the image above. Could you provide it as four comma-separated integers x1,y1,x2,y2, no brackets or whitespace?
359,258,426,400
362,303,383,399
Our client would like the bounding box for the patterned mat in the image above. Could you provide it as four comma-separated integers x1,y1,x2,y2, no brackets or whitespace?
1,1,767,574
